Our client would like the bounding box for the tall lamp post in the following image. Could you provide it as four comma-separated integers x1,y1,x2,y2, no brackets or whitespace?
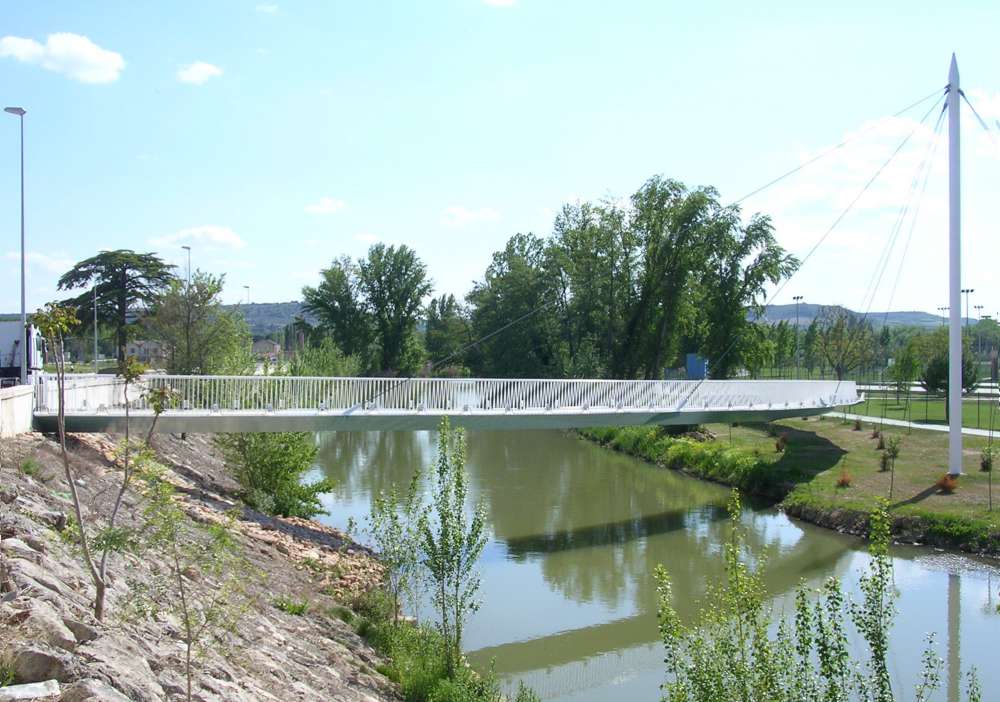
4,107,26,385
181,245,192,288
975,304,984,355
792,295,804,378
938,307,949,326
961,288,974,330
243,285,250,304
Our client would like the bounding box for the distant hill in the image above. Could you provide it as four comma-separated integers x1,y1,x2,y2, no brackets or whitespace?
757,303,958,328
223,302,314,338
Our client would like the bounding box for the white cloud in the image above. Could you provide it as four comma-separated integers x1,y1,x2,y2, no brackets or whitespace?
441,206,500,228
305,197,347,215
151,225,245,250
256,3,279,13
0,33,124,83
355,233,379,244
3,251,73,273
483,0,517,6
176,61,223,85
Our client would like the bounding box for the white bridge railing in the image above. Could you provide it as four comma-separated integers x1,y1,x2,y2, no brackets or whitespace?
40,374,858,416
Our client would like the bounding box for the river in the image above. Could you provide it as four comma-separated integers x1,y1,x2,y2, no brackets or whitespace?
311,429,1000,701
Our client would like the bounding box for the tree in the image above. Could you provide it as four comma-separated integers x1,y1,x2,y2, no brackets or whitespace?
215,433,333,519
699,210,797,378
655,493,982,701
424,294,471,370
303,245,432,375
419,419,488,674
366,467,424,625
815,307,875,381
888,344,920,402
466,233,564,377
301,256,371,358
144,271,252,374
131,465,255,702
57,250,176,363
358,244,432,374
34,303,110,619
802,318,820,376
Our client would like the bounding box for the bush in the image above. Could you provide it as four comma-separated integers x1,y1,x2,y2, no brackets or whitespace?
215,433,333,518
18,457,41,478
272,597,309,616
775,432,788,453
879,452,890,472
981,446,994,472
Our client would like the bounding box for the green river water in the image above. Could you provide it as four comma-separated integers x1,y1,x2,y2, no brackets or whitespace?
312,430,1000,701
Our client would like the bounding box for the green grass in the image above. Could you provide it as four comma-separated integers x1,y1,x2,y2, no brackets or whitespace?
583,418,1000,555
272,596,309,616
854,393,1000,431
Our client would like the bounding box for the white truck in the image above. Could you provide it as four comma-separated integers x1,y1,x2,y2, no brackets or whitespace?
0,320,45,387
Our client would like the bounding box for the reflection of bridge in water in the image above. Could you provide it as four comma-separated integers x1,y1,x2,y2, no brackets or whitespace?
33,374,858,433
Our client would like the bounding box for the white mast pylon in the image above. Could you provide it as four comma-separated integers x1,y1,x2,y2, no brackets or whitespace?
948,54,962,476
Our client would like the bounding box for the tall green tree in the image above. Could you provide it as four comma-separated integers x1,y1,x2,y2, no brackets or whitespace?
57,250,176,363
301,256,371,358
425,294,471,370
303,245,431,375
699,211,797,378
143,271,252,374
466,233,564,377
359,244,432,374
815,307,875,381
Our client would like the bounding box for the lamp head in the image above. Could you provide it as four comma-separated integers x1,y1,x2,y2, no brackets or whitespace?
4,107,26,116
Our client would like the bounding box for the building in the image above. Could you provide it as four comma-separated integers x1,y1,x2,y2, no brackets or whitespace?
124,340,166,365
252,339,281,361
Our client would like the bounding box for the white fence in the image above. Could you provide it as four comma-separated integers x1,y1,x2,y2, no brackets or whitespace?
50,374,857,415
34,374,130,413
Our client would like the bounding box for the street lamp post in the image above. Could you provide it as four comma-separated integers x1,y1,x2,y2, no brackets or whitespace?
243,285,250,304
975,304,985,355
961,288,974,330
792,295,804,378
4,107,26,385
938,306,949,326
93,284,98,373
181,245,191,288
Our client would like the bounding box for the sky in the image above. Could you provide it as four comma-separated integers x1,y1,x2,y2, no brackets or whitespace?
1,1,999,320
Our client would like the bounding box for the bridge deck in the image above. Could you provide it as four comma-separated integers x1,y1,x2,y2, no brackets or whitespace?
32,375,859,433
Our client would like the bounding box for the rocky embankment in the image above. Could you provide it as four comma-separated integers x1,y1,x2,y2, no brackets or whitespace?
0,432,397,701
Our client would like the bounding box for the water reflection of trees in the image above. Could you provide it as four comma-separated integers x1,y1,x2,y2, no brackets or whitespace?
316,429,854,613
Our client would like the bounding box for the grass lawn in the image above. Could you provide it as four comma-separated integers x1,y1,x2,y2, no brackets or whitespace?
703,417,1000,551
849,393,1000,431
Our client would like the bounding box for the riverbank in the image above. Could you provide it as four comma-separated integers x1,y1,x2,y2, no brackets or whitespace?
580,417,1000,557
0,431,395,700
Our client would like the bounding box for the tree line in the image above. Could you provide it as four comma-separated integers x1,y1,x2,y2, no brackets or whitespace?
292,175,797,379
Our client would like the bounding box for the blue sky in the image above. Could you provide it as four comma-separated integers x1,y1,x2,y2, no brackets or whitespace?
2,1,999,318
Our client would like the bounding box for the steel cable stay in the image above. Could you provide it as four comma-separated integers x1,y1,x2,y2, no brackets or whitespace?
694,92,945,413
837,100,947,429
286,88,950,419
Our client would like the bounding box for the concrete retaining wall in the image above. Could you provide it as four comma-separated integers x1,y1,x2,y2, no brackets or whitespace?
0,384,34,438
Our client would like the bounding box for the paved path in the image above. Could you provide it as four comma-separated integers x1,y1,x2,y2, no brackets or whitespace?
829,412,999,438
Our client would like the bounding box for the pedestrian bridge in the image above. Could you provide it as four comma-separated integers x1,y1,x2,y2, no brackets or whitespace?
31,374,859,434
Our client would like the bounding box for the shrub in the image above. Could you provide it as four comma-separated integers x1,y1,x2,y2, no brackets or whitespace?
273,597,309,616
215,433,333,518
936,474,959,494
775,433,788,453
18,457,41,478
836,469,852,488
879,452,890,472
654,493,980,701
981,446,994,472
